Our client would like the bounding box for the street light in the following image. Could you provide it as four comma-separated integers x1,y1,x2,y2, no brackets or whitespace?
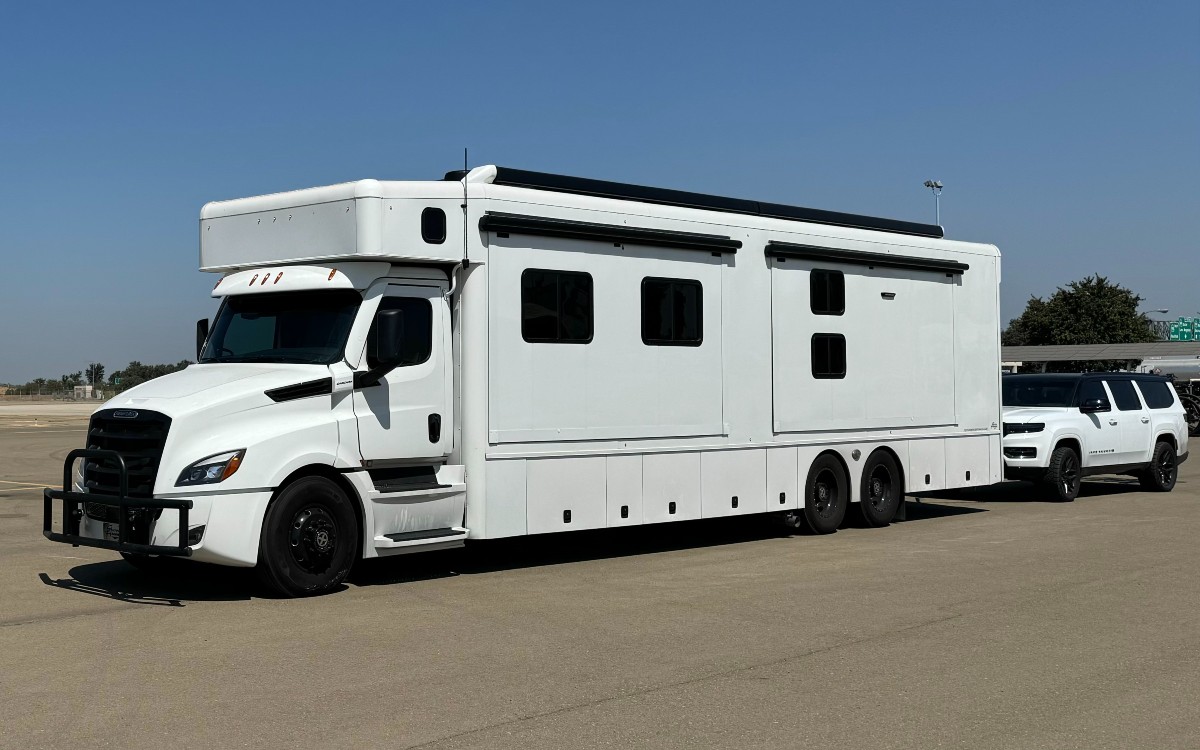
923,180,943,226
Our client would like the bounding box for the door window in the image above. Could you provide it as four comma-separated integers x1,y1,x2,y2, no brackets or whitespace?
1105,379,1143,411
1077,379,1107,406
366,297,433,368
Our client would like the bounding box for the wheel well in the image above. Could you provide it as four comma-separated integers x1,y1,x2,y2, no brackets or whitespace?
812,449,853,503
1054,437,1082,459
865,446,906,495
1155,432,1176,450
271,465,365,558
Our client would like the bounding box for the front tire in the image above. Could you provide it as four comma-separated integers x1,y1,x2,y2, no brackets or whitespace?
803,454,849,534
1044,445,1081,502
858,450,904,527
1138,442,1178,492
256,476,358,597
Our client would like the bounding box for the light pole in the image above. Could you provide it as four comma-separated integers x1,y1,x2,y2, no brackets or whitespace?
923,180,943,226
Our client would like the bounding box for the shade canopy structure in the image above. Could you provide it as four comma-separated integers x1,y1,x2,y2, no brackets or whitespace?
1002,343,1200,362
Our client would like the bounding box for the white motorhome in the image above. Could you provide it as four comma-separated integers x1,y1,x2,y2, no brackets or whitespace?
45,166,1003,595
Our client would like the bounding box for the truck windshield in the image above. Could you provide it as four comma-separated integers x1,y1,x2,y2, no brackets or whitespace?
1002,377,1079,408
200,291,362,365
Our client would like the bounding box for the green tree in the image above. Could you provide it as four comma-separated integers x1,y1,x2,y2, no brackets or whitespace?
85,362,105,384
1002,275,1158,371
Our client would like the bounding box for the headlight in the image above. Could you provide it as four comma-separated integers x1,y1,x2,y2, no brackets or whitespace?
176,449,246,486
1003,422,1045,436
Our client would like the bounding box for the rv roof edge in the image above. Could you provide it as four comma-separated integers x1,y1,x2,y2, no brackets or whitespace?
445,165,944,239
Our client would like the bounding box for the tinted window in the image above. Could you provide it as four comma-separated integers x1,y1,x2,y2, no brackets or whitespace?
810,270,845,315
1137,380,1176,409
641,278,702,346
1105,379,1142,411
366,297,433,369
1002,377,1079,407
521,269,593,343
421,208,446,244
1076,379,1108,406
201,290,361,365
811,333,846,378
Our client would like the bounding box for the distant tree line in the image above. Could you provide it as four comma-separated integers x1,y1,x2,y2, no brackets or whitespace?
2,360,192,396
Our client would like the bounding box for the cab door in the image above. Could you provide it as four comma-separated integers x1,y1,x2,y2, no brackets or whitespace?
353,283,452,463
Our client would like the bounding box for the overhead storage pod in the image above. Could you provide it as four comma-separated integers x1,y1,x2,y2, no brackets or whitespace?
769,241,966,434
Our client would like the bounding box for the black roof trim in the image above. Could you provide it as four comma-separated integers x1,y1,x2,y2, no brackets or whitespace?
266,377,333,403
480,212,740,253
444,167,944,239
766,241,968,275
1004,372,1172,382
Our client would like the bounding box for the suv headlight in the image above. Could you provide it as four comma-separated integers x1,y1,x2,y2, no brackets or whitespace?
176,449,246,486
1003,422,1045,436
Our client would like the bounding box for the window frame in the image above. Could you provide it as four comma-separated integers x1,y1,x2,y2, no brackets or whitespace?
640,276,704,347
811,333,847,379
809,269,845,316
520,268,595,345
365,295,434,370
421,207,447,245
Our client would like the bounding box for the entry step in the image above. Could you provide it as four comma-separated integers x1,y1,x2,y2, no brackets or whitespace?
373,526,469,550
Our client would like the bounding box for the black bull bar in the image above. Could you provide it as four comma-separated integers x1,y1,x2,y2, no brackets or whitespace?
43,448,194,557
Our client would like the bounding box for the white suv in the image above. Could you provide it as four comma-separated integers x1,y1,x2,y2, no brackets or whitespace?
1002,373,1190,501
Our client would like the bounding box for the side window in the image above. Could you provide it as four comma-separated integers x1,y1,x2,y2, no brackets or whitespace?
366,297,433,368
521,269,593,343
810,269,845,315
1137,380,1177,410
421,208,446,244
1105,379,1142,411
1077,379,1107,406
641,277,702,346
811,333,846,379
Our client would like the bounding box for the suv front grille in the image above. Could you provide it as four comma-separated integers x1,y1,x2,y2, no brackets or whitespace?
82,410,171,530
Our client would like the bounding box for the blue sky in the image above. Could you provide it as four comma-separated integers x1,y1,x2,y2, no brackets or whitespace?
1,1,1197,383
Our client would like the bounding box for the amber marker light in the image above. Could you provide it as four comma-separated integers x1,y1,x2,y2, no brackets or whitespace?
327,269,337,280
274,272,283,284
221,452,244,480
249,274,259,285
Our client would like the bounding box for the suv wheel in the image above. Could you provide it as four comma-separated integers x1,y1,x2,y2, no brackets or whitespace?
1044,445,1081,502
1138,442,1178,492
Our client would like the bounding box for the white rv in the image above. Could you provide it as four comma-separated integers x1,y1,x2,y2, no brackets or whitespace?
45,166,1003,596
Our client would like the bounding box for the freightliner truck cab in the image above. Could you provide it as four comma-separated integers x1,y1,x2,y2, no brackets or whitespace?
45,176,472,596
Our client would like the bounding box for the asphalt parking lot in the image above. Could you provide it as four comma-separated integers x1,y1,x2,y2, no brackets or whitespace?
1,403,1197,749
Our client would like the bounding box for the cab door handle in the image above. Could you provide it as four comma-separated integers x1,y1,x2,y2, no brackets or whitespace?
428,413,442,443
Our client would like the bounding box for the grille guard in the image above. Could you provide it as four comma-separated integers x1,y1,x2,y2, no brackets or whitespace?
43,448,194,557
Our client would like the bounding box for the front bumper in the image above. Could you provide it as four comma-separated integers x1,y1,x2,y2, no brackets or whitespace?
44,448,274,567
44,449,194,557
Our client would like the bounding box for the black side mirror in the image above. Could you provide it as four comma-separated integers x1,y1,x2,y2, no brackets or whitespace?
196,318,209,360
1079,398,1110,414
374,309,405,367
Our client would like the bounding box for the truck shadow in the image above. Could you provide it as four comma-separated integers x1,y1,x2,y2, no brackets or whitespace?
915,478,1145,503
38,500,984,600
37,559,264,605
353,501,986,587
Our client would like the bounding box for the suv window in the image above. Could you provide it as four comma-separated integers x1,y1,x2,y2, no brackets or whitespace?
1077,379,1108,406
1137,380,1177,410
1105,379,1143,411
